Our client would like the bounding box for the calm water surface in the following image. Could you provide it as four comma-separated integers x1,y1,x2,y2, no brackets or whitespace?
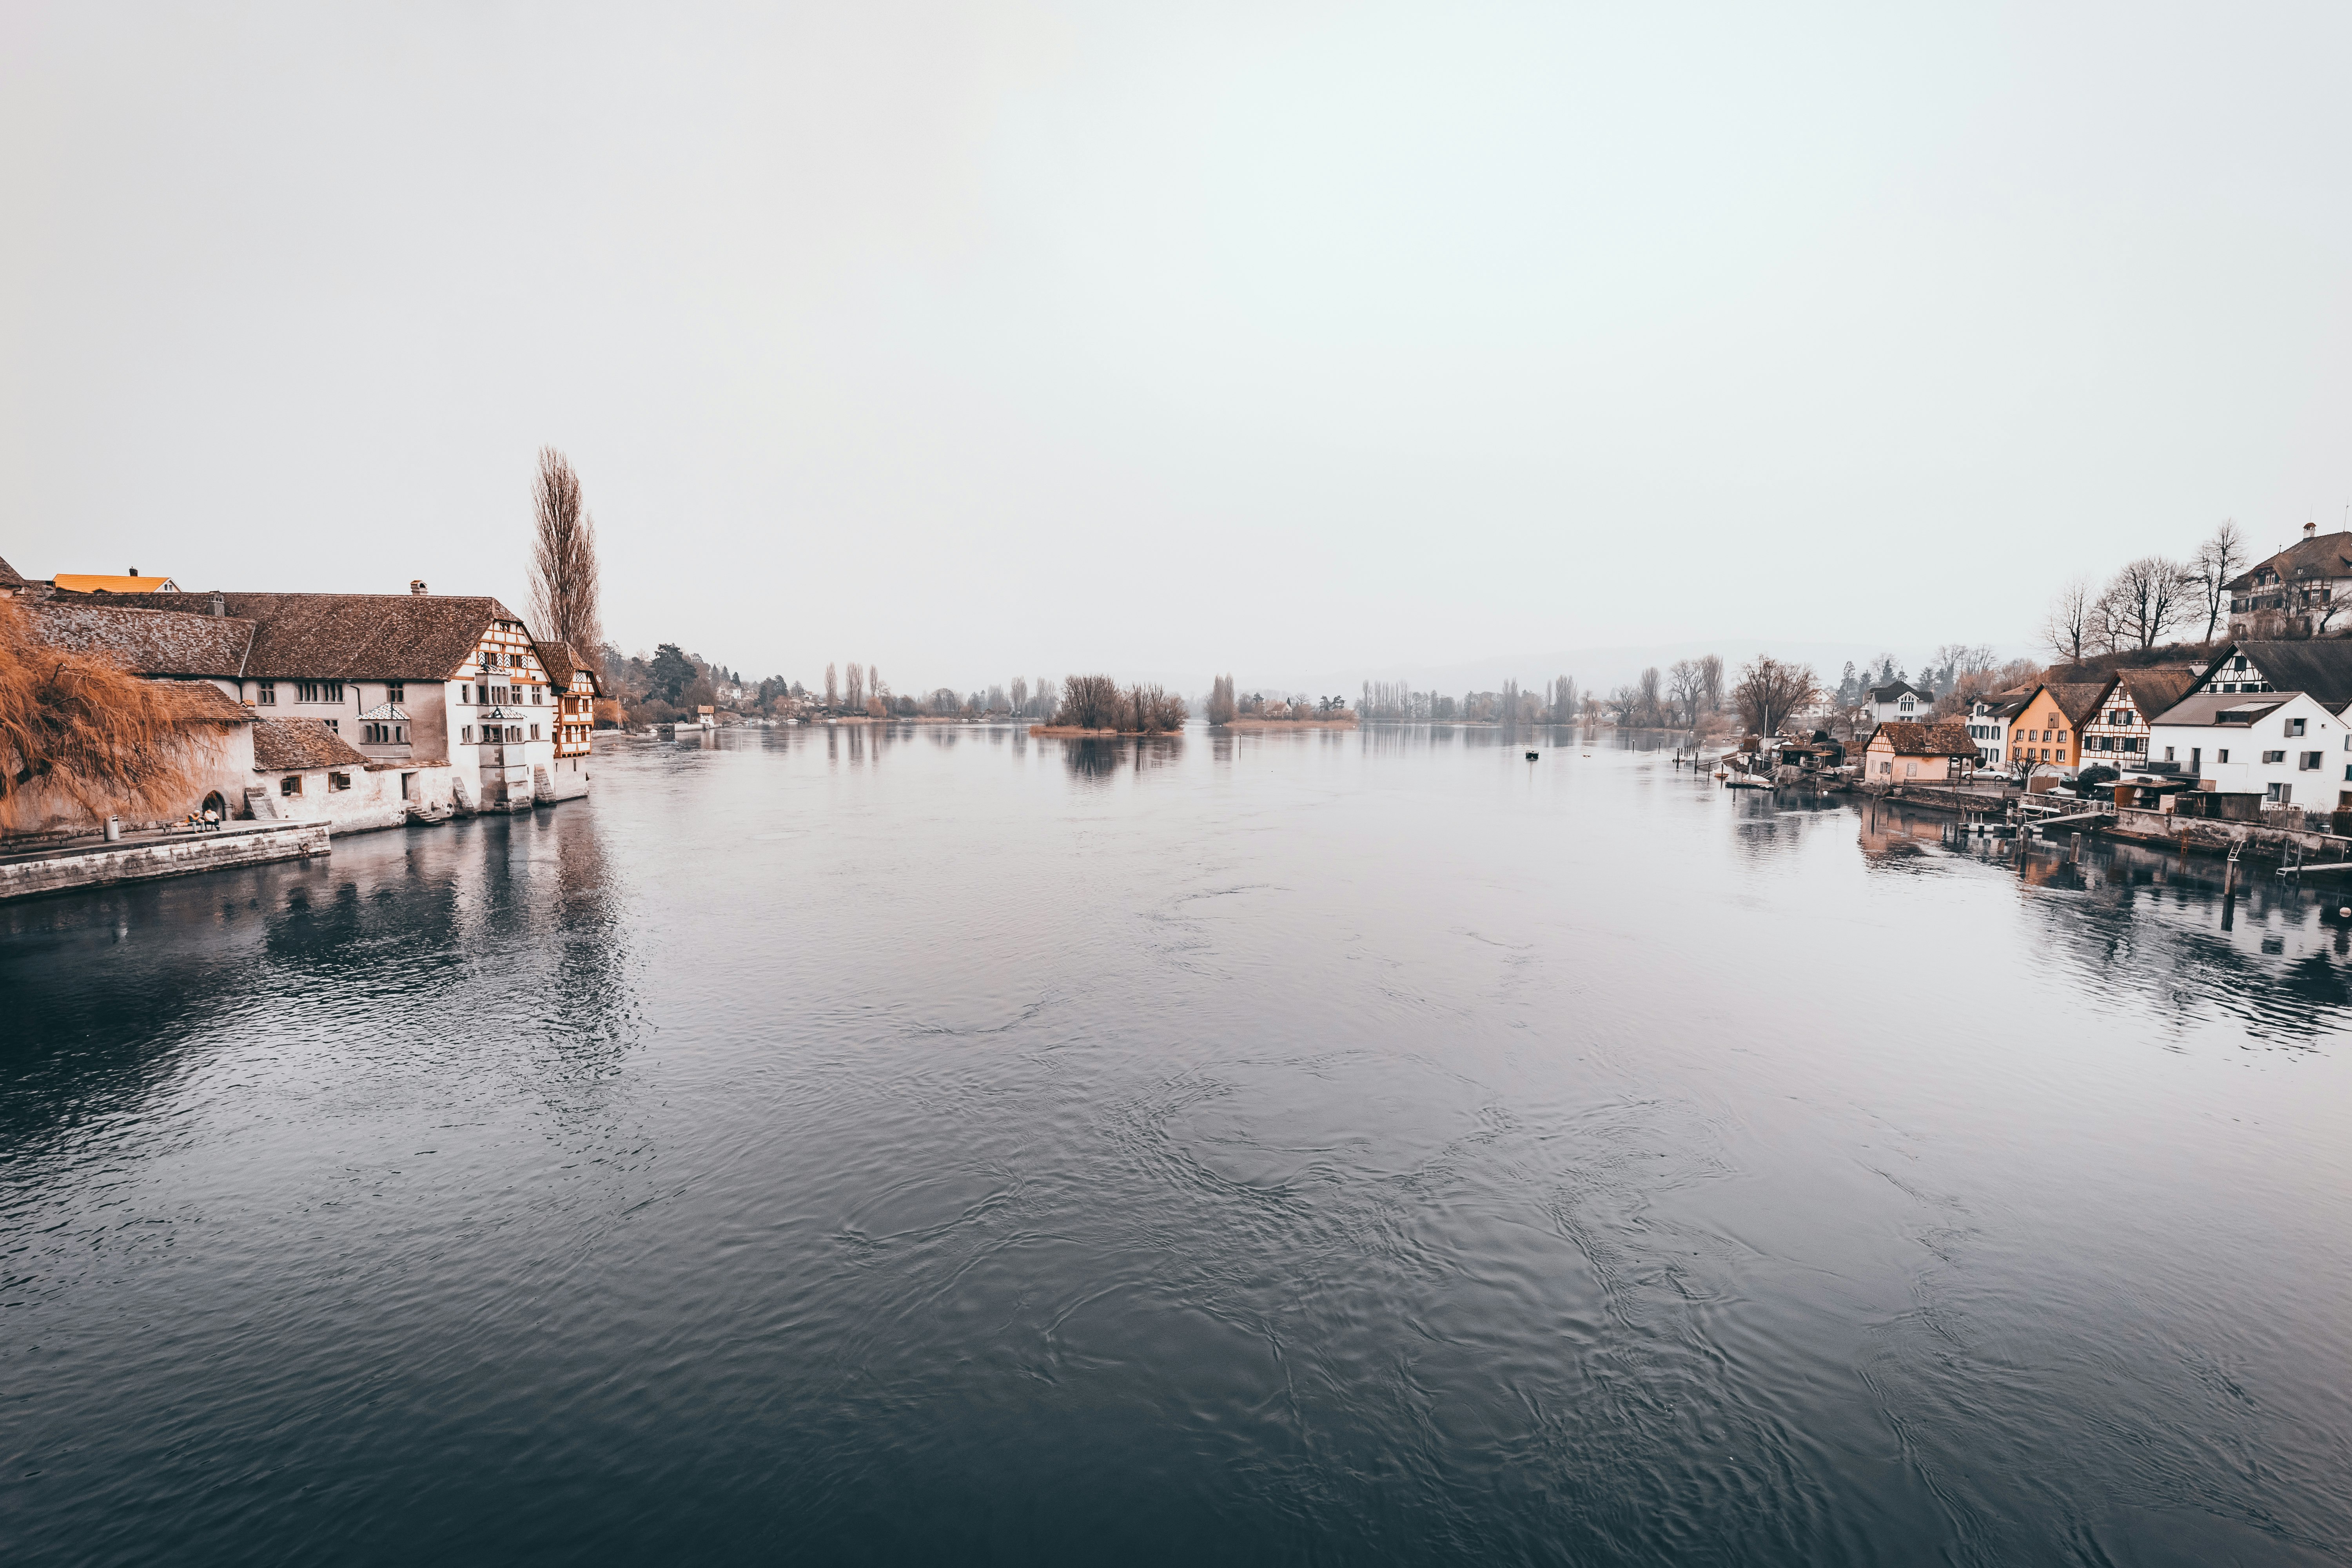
4,726,2349,1565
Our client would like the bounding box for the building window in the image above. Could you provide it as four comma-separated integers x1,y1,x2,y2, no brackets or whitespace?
281,774,301,796
2217,750,2230,764
2302,752,2322,771
328,771,351,791
2288,717,2308,737
2263,750,2286,764
2268,782,2290,804
256,681,276,704
462,725,474,742
386,682,405,702
2165,747,2176,761
529,724,541,740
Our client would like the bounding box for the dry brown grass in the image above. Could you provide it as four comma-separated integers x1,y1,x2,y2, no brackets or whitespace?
0,597,240,828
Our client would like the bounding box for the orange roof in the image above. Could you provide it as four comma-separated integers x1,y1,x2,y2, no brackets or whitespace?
54,573,180,593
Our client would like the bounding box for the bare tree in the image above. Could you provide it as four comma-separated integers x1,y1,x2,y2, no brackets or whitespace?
2103,556,2194,651
1731,655,1817,739
844,663,864,711
1698,654,1724,716
0,598,246,826
2194,519,2248,643
2043,577,2095,664
1668,660,1705,727
1054,675,1122,729
824,662,838,710
529,447,603,668
1011,677,1029,717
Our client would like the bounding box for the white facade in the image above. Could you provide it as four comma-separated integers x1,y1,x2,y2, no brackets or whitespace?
2147,690,2348,808
1868,683,1933,726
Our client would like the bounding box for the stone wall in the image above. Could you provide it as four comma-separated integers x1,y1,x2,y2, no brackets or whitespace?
2107,806,2352,863
0,820,329,902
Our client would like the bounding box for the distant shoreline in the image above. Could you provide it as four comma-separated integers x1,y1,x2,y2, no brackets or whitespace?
1215,715,1360,730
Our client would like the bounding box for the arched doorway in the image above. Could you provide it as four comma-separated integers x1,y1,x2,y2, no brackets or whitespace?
201,790,228,824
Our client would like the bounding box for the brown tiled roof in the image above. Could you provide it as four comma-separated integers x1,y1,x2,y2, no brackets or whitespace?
27,600,255,678
1869,721,1980,758
537,639,606,697
154,680,255,726
251,717,371,771
93,591,520,680
2043,680,2117,727
0,555,24,589
2112,666,2199,718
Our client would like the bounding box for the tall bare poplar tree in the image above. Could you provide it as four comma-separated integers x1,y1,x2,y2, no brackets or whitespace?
530,447,603,667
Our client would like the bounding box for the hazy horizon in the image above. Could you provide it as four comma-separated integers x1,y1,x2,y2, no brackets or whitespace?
7,4,2347,697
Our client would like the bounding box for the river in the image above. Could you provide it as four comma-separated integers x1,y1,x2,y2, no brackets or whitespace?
4,724,2348,1565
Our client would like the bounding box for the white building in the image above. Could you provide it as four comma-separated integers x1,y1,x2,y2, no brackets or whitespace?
1866,680,1933,728
29,583,587,818
1964,692,2029,768
2145,690,2347,808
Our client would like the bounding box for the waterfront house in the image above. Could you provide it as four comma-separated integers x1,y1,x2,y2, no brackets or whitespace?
2226,523,2352,637
1965,691,2031,767
1866,681,1933,727
249,717,417,829
2080,667,2199,771
40,582,580,817
537,641,603,800
1862,721,1979,784
2006,681,2114,774
2146,689,2348,809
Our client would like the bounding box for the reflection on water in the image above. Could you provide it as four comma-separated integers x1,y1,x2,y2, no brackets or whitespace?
4,727,2350,1566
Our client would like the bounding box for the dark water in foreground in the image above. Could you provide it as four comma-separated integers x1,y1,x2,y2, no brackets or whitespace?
4,724,2349,1565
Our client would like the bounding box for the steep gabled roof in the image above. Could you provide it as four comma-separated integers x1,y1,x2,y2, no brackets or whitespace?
2200,639,2352,706
1868,680,1931,703
250,717,371,771
2226,530,2352,592
1868,721,1980,758
98,591,521,680
537,639,606,697
0,555,24,590
27,600,256,678
2042,680,2117,727
2111,666,2200,718
1974,693,2031,721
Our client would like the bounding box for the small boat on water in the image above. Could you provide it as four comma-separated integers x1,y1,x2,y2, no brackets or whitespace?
1723,774,1771,789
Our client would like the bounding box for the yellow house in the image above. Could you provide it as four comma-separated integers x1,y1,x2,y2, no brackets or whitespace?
53,570,180,593
2006,680,2113,771
1863,721,1980,783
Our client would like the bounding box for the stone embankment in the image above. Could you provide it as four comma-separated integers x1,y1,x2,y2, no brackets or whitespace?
2103,806,2352,864
1863,782,2016,814
0,820,329,902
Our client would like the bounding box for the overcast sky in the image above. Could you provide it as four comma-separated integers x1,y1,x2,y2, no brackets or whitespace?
5,2,2347,692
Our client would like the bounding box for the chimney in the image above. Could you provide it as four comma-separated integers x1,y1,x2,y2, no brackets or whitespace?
410,579,428,595
2305,522,2318,541
209,591,224,617
129,566,138,577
